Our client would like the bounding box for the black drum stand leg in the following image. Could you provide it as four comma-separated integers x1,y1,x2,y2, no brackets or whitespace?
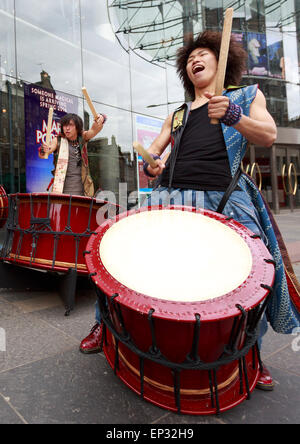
59,268,78,317
0,261,79,316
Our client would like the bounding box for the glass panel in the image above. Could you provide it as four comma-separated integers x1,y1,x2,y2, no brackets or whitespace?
112,0,186,63
223,0,246,32
262,78,287,127
203,0,223,30
245,0,266,32
265,0,282,27
130,51,168,118
15,0,82,97
282,6,299,84
108,0,184,115
0,0,16,82
281,0,300,124
0,82,21,194
81,0,131,110
165,63,185,111
285,83,300,123
86,104,137,208
266,29,284,79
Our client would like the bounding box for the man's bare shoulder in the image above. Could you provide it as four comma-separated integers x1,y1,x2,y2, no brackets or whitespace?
253,87,267,107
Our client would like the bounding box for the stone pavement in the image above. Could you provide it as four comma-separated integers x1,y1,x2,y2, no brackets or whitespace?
0,210,299,425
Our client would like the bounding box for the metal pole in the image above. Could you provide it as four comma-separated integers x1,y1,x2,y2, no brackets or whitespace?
6,81,15,193
271,145,279,214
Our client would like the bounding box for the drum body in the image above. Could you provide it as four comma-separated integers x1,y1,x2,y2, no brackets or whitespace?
0,185,8,228
85,206,275,415
2,193,120,275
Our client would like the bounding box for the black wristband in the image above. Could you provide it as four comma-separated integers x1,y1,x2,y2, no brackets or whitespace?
143,154,161,178
220,100,242,126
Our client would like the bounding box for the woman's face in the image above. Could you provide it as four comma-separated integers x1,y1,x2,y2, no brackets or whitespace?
63,119,77,140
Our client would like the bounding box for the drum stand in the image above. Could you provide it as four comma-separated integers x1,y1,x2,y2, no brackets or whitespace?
93,281,274,416
0,260,81,316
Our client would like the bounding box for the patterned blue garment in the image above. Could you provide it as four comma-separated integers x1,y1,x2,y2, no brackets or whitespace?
218,85,300,333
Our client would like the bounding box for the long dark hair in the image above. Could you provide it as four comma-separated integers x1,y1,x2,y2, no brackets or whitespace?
59,113,83,138
176,31,247,99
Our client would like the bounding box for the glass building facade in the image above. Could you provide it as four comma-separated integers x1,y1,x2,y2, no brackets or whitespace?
0,0,300,217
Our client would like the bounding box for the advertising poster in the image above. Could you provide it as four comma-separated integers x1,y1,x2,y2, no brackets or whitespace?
283,30,300,122
247,32,268,76
135,114,164,193
232,32,248,75
24,84,78,193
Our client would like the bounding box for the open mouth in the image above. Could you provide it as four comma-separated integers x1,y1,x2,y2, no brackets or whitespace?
192,64,205,74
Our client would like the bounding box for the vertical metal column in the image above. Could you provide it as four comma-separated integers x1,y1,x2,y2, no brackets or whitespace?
6,81,15,193
271,145,280,214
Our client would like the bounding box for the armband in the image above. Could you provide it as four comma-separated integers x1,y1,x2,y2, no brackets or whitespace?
143,154,161,178
220,100,242,126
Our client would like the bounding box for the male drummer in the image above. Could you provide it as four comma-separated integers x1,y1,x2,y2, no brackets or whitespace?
80,31,300,391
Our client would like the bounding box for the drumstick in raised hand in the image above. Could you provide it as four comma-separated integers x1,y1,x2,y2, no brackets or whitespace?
82,87,98,119
44,107,53,159
211,8,234,125
133,142,159,169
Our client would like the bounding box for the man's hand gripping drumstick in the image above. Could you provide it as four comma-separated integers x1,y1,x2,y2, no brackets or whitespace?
133,142,165,178
208,8,233,125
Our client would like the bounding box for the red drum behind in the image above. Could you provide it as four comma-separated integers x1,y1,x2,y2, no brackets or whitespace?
85,205,275,415
0,185,8,228
1,193,120,275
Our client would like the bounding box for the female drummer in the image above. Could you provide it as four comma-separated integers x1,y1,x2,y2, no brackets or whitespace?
80,31,300,392
39,112,105,196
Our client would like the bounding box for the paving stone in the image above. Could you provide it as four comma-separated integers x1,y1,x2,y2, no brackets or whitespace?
220,367,300,424
0,313,77,373
0,349,169,424
0,394,26,424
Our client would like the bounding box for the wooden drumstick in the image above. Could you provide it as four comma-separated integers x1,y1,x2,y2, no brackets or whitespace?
44,107,53,159
82,87,98,119
211,8,234,125
133,142,158,169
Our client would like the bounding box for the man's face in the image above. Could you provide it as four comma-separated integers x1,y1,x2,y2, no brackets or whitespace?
63,120,77,140
186,47,218,89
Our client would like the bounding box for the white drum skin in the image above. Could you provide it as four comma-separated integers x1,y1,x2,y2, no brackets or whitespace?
99,210,253,302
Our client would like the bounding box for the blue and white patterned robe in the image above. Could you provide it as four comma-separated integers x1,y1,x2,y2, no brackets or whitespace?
222,85,300,334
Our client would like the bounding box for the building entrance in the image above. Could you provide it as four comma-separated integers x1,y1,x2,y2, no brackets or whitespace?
243,144,300,213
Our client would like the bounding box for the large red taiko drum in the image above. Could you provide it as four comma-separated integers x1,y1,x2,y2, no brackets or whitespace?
2,192,120,275
85,205,275,415
0,185,8,228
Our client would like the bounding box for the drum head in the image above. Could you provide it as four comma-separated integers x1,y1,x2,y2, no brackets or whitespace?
86,206,275,321
100,209,252,302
